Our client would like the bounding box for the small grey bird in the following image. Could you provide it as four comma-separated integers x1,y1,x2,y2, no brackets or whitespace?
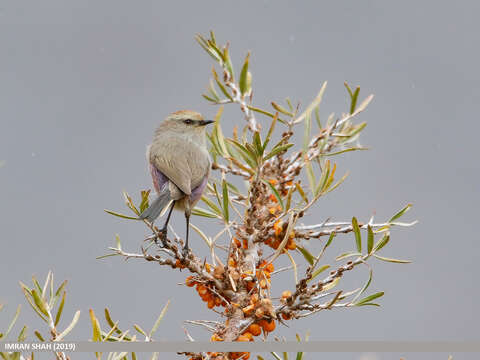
139,110,213,254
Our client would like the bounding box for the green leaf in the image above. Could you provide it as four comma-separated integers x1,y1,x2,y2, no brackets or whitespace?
239,52,250,95
17,326,27,342
389,203,413,223
303,111,312,152
264,143,294,161
325,231,336,248
89,309,102,342
104,308,123,336
31,290,48,316
295,183,309,204
367,225,374,254
56,310,80,341
352,217,362,252
262,113,278,151
253,131,264,157
19,283,47,322
139,190,150,213
324,147,368,157
270,353,282,360
297,246,315,265
201,195,222,217
211,68,233,101
195,34,221,62
314,160,330,196
353,269,373,304
271,102,294,117
104,209,138,220
149,300,170,338
264,180,284,211
373,233,390,253
295,81,328,124
373,254,411,263
134,324,147,337
32,276,42,295
335,252,362,261
308,265,330,282
226,138,258,168
202,93,217,103
222,179,230,222
212,107,228,156
191,207,220,219
223,42,235,81
5,305,21,338
34,331,45,342
354,292,384,306
54,291,66,326
247,106,288,124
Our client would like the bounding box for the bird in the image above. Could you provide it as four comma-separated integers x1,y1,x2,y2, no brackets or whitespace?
139,110,214,255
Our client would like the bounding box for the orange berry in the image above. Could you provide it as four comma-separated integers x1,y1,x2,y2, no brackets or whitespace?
269,194,278,203
237,334,250,342
242,304,255,315
207,298,215,309
281,312,292,320
287,239,297,250
281,290,292,298
242,239,248,249
242,332,253,341
248,323,262,336
274,220,283,236
263,319,276,332
196,284,208,296
265,263,274,273
185,276,196,287
214,296,222,306
233,238,242,248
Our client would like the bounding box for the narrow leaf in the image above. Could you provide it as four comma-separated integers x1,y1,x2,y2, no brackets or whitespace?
389,203,413,223
239,52,250,95
352,217,362,252
54,291,66,326
354,292,384,306
367,225,374,254
149,300,170,338
373,254,411,263
56,310,80,341
104,209,138,220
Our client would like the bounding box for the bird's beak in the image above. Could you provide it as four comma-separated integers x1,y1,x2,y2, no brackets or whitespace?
199,120,214,126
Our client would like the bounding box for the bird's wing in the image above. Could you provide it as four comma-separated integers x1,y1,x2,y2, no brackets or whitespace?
149,136,210,196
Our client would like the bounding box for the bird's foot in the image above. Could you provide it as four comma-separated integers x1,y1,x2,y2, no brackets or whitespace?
182,246,191,259
155,228,168,247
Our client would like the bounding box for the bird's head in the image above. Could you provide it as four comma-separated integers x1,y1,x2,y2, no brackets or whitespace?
163,110,214,133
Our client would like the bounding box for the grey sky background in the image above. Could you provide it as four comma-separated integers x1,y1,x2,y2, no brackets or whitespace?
1,1,479,359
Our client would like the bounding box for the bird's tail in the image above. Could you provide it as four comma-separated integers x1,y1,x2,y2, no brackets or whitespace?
139,188,172,223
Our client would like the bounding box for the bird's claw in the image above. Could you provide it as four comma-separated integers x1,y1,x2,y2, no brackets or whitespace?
155,228,168,247
182,246,190,259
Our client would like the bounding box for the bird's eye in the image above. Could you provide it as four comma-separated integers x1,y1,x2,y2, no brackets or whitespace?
184,119,194,125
